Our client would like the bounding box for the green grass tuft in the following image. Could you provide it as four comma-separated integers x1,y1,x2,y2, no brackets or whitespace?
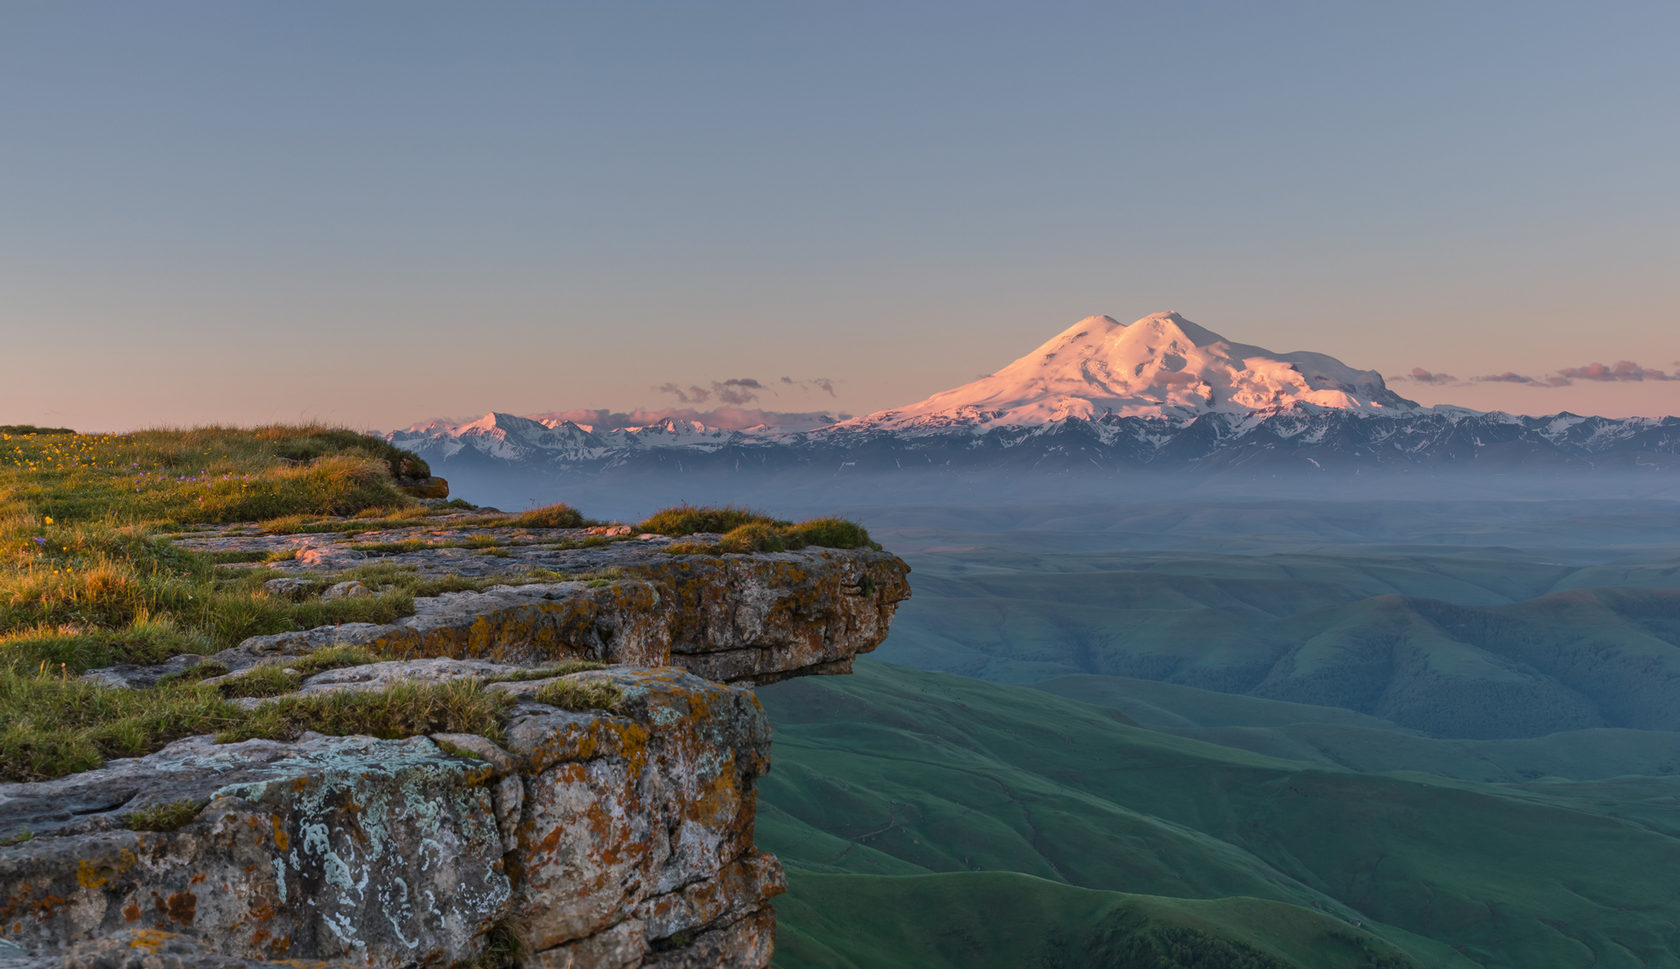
636,504,779,536
265,426,430,481
532,677,623,713
508,503,588,528
288,644,380,676
218,679,513,745
668,516,875,554
635,505,873,550
0,676,240,782
124,800,204,833
780,517,874,550
717,521,787,553
216,665,300,699
216,645,382,698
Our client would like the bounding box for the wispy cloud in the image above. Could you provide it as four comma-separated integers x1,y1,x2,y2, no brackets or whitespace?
1394,367,1461,385
780,376,837,397
1555,361,1675,382
655,377,768,406
1462,360,1675,388
713,377,765,405
655,383,711,404
659,375,839,406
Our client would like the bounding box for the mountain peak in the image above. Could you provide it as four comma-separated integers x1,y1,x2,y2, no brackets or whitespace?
843,312,1417,430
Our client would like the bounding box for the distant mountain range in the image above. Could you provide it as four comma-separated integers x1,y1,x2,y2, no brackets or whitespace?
389,313,1680,478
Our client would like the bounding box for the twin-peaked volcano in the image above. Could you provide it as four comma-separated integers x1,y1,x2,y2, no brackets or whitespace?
840,312,1417,432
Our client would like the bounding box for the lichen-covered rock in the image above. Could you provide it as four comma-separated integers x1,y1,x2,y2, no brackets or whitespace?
81,655,217,691
501,669,778,954
58,928,360,969
283,658,514,696
641,907,776,969
644,550,911,684
190,548,909,688
0,735,509,965
261,577,314,600
317,581,371,601
0,669,786,969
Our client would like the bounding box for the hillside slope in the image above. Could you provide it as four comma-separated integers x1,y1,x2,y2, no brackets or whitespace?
760,661,1680,969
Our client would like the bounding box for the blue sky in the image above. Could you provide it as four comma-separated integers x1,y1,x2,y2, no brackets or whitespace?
3,1,1676,429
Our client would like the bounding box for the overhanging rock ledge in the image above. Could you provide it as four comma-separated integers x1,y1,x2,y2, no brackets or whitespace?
0,522,910,969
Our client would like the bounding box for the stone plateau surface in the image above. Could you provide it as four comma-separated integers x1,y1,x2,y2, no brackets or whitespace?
1,514,910,969
98,517,910,689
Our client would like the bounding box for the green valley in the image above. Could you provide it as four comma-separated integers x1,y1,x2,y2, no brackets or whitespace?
762,495,1680,968
761,661,1680,968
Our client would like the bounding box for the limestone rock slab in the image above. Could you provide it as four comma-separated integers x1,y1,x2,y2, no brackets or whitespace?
0,736,509,966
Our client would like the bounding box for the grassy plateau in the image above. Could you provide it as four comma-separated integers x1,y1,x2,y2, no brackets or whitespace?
0,425,547,779
0,425,873,782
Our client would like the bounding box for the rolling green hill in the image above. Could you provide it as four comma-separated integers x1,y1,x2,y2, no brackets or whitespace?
877,542,1680,738
1035,674,1680,782
760,661,1680,969
776,873,1423,969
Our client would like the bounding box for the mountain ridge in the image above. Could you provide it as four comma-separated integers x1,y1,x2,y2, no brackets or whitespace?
387,313,1680,477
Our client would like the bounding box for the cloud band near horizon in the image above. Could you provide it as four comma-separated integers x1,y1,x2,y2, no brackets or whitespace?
1395,360,1679,388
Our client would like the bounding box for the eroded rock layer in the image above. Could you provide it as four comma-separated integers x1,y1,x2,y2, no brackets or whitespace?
0,669,784,968
103,522,910,689
215,548,910,687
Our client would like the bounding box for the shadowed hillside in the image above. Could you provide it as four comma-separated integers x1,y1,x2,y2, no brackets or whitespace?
870,506,1680,738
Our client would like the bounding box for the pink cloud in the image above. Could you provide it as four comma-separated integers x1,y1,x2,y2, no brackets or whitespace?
661,375,840,407
1395,367,1461,385
1469,359,1675,387
1555,360,1675,382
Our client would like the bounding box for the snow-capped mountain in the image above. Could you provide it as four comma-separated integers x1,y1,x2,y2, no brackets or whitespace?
389,313,1680,481
389,412,746,470
595,418,739,451
829,312,1415,434
396,412,607,463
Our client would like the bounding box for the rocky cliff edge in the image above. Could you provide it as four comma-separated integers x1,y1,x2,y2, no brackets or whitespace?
0,516,910,969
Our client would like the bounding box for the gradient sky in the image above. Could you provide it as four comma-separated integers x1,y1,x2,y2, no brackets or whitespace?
4,1,1676,431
